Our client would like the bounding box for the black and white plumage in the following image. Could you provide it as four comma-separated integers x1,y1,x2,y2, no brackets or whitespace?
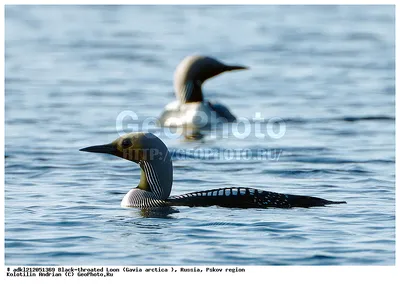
80,132,346,209
167,187,345,208
159,55,247,128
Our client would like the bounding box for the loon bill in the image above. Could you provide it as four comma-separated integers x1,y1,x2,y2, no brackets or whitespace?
159,55,248,128
80,132,346,209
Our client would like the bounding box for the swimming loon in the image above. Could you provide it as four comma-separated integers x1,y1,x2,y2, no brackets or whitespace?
80,132,346,209
159,55,248,128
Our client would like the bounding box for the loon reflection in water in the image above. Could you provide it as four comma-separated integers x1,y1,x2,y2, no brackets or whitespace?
80,132,346,209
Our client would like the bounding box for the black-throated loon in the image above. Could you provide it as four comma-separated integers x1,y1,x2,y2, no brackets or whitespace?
159,55,248,128
80,132,346,209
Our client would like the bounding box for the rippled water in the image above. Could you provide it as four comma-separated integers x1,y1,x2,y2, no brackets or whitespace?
5,5,395,265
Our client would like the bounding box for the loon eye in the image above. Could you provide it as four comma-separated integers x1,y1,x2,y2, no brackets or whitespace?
121,139,132,148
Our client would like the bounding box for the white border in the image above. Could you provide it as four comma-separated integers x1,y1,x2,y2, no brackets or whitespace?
1,2,398,284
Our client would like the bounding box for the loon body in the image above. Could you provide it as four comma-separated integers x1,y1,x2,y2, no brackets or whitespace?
80,132,346,209
159,55,247,128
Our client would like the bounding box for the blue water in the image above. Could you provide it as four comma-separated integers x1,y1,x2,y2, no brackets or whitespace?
4,5,395,265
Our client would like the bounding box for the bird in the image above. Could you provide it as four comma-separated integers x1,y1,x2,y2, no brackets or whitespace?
159,55,248,128
80,132,346,209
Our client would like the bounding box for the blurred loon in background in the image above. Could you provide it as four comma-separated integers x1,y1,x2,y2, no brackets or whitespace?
159,55,248,128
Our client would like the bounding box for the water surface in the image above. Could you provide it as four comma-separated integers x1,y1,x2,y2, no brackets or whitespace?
4,5,395,265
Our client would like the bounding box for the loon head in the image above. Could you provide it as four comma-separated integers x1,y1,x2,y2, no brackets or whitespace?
80,132,173,199
174,55,248,104
80,132,169,163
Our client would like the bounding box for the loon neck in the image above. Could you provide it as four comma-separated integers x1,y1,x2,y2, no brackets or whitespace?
137,158,173,200
176,80,204,104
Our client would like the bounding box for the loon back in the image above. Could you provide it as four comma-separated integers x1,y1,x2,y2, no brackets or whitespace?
80,132,346,209
159,101,236,128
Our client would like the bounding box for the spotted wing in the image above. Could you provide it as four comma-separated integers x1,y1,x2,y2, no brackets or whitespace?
167,187,345,209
